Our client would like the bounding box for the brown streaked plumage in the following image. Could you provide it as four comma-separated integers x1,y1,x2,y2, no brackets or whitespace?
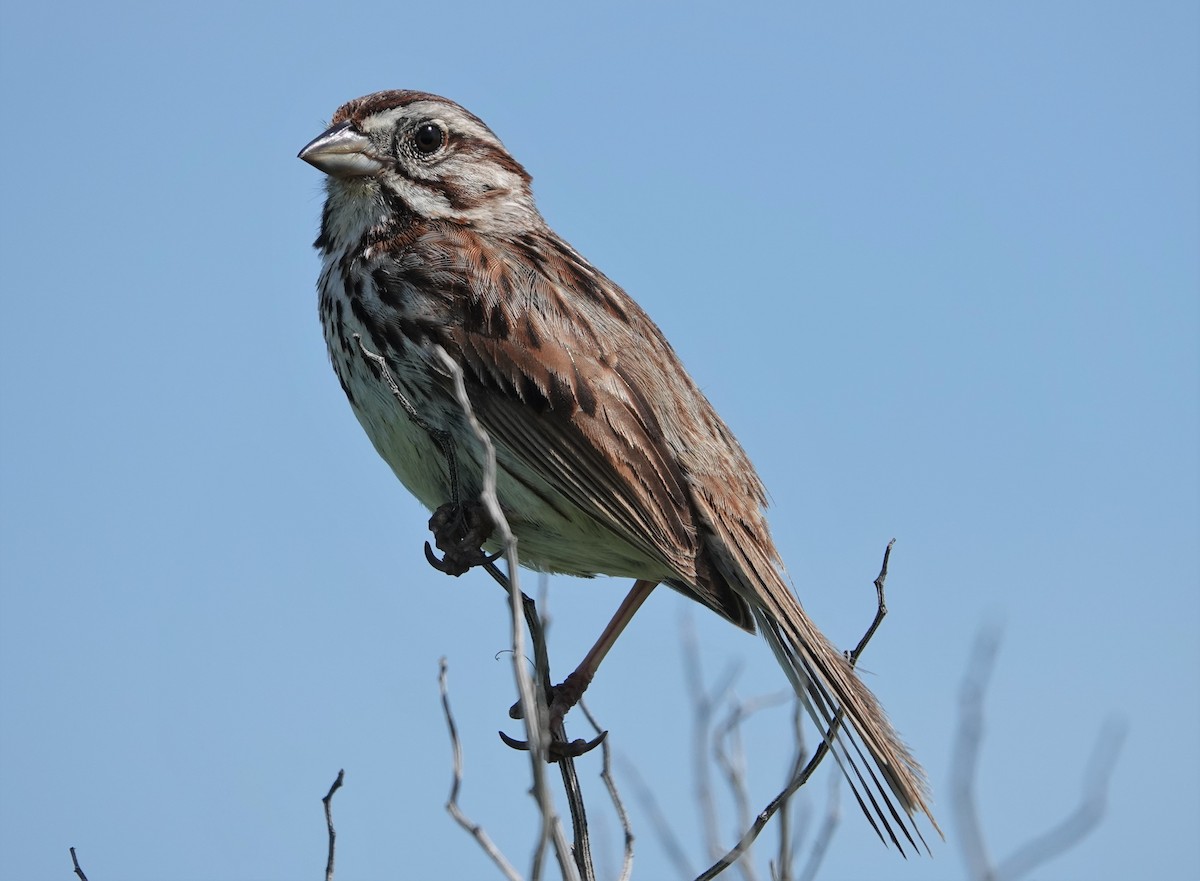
300,90,939,851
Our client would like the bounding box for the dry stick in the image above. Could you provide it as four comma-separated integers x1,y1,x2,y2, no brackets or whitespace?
713,699,758,881
430,346,582,881
617,754,696,877
68,847,89,881
951,625,1126,881
951,623,1000,880
795,772,841,881
355,337,579,881
483,559,597,881
994,719,1125,880
322,769,345,881
580,700,635,881
682,614,742,864
774,703,809,876
694,540,896,881
712,690,792,881
439,658,523,881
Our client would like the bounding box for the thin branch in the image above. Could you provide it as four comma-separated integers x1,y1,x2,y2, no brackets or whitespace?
682,613,742,862
431,345,582,881
619,754,696,878
952,624,1126,881
580,700,635,881
68,847,89,881
321,768,345,878
794,772,841,881
848,537,894,665
439,658,523,881
482,560,596,881
356,337,585,880
994,718,1125,880
712,689,791,881
951,623,1000,880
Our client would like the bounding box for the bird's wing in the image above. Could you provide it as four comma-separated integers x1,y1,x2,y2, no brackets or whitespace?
389,226,756,627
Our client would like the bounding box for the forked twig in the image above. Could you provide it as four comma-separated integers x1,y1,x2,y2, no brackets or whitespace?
69,847,89,881
951,624,1126,881
580,700,635,881
356,336,583,881
712,688,791,881
794,772,841,881
431,345,582,881
439,659,523,881
322,769,344,881
619,755,696,877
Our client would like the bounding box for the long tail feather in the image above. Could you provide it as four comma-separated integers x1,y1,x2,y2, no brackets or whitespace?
751,587,941,853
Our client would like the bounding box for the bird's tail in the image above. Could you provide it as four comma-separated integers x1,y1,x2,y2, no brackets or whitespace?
751,582,941,854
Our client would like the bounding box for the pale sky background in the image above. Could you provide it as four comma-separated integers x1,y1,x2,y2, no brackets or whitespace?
1,2,1197,880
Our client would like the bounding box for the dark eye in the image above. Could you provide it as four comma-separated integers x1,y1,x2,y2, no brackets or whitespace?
413,121,445,155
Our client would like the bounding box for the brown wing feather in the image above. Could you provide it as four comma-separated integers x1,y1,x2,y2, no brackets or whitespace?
409,224,757,628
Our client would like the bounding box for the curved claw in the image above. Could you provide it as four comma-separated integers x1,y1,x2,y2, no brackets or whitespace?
498,729,529,750
425,541,451,573
498,728,608,762
424,540,503,577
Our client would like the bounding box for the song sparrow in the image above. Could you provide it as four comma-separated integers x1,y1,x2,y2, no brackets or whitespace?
300,90,937,850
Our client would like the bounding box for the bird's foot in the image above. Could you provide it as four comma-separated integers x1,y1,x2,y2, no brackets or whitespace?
499,670,607,761
424,500,501,576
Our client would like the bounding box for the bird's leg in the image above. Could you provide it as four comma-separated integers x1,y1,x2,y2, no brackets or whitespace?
502,579,658,760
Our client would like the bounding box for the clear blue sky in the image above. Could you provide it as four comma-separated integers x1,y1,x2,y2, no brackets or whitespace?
1,2,1196,879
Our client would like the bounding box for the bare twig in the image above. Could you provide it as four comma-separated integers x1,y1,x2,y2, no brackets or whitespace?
322,769,344,881
479,559,597,881
794,772,840,881
580,700,635,881
439,658,523,881
951,625,1126,881
68,847,89,881
682,614,742,862
431,345,582,881
618,754,696,878
951,623,1001,879
714,691,793,881
848,537,894,665
994,718,1125,879
355,337,584,880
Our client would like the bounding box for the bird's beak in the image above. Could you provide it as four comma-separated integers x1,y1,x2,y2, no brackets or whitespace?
298,121,386,178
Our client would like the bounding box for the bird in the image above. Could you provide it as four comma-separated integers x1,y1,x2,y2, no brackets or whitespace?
299,89,937,852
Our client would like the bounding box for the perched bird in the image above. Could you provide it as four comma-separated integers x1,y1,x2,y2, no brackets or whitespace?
300,89,937,851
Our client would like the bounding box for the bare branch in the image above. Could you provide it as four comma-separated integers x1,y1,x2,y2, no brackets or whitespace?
430,345,582,881
951,623,1001,879
355,336,586,879
481,561,598,881
68,847,89,881
848,537,895,665
995,718,1125,880
952,625,1126,881
712,689,791,881
794,773,841,881
439,658,523,881
322,769,344,881
619,754,697,878
580,700,635,881
682,613,742,862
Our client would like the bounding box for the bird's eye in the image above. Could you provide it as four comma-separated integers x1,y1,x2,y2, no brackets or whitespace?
413,121,445,155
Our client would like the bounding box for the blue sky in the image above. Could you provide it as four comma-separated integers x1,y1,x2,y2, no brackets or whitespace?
1,2,1196,879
